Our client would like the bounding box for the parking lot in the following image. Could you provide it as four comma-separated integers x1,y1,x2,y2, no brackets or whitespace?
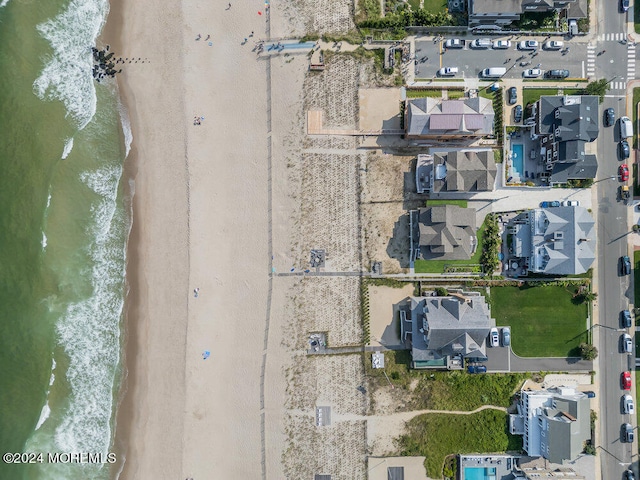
414,36,589,80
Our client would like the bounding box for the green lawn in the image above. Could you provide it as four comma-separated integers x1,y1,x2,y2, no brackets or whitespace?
422,0,447,12
635,0,640,34
414,216,485,274
491,285,589,357
447,90,466,99
425,199,468,208
408,0,421,11
406,89,443,99
396,410,522,478
522,88,559,107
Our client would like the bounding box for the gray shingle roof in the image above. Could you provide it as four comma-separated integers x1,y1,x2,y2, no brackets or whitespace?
406,97,495,138
432,150,497,193
410,295,495,362
510,206,595,275
414,205,477,260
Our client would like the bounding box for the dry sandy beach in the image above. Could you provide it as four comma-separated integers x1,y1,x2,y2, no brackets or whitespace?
103,0,388,476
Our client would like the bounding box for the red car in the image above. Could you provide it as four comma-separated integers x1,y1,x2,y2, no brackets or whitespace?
619,164,630,182
622,371,632,390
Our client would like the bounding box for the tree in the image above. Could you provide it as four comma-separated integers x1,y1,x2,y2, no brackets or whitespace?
435,287,448,296
584,79,609,102
579,343,598,360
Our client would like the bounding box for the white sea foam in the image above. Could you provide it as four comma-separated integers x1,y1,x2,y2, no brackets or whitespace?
62,137,74,159
117,99,133,158
41,232,47,250
54,163,125,458
0,0,10,8
33,0,109,129
35,357,56,431
46,193,52,209
35,403,51,431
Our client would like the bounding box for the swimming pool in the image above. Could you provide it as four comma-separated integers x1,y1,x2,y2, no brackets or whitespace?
511,144,524,176
464,467,497,480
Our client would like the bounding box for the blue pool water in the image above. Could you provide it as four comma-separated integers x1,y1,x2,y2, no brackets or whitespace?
511,144,524,175
464,467,497,480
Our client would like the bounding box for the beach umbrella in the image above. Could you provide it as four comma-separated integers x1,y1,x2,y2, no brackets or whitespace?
202,350,210,360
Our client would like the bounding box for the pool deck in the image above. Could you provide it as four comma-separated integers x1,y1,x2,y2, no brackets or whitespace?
460,455,514,480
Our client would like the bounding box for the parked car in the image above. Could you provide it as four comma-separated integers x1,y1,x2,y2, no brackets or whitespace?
501,327,511,347
624,394,635,414
468,365,487,374
507,87,517,105
620,140,630,159
620,164,630,182
623,423,634,442
622,334,633,353
560,200,579,206
518,40,539,50
622,371,632,390
625,469,636,480
621,256,632,276
584,391,596,398
523,68,542,78
514,105,523,123
540,201,560,208
545,69,570,79
605,107,615,126
543,40,564,50
445,38,464,49
492,40,512,49
568,19,578,36
489,327,499,347
471,38,492,49
622,309,633,328
621,0,630,12
438,67,459,76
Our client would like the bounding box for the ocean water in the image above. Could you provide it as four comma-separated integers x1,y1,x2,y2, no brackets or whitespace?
0,0,129,479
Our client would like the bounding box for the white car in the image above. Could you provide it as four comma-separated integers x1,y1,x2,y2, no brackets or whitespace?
561,200,579,206
544,40,564,50
438,67,459,76
492,40,512,49
523,68,542,78
624,394,635,414
518,40,539,50
489,327,500,347
445,38,464,49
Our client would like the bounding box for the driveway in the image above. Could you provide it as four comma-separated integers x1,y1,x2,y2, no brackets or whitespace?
484,345,593,372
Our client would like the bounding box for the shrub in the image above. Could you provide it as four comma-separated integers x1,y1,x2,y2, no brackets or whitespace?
579,343,598,360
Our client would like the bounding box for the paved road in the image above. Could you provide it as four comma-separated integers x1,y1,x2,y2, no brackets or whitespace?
596,94,636,480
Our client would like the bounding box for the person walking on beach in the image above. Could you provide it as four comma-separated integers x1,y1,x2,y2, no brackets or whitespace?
227,2,231,8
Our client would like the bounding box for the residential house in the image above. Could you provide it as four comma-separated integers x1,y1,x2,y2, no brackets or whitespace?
533,95,599,185
405,97,495,140
468,0,587,27
509,387,591,464
416,150,497,194
401,292,495,369
409,205,478,262
506,205,595,275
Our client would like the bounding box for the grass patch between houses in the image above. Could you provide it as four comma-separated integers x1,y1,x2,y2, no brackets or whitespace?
365,352,528,410
491,285,589,357
396,410,522,478
425,199,468,208
422,0,448,12
522,88,558,107
406,89,443,98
